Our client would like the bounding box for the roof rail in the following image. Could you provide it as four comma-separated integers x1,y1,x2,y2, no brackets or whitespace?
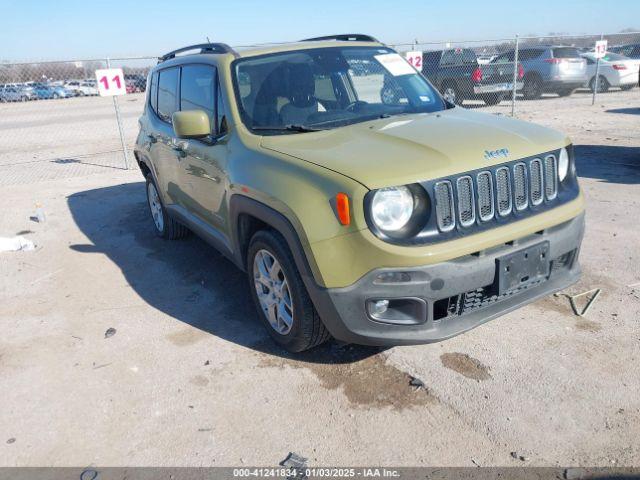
158,43,238,63
301,34,380,43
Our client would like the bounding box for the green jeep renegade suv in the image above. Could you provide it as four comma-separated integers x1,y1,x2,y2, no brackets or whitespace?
134,34,585,352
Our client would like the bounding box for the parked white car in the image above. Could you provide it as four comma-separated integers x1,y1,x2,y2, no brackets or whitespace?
582,52,640,92
64,80,99,96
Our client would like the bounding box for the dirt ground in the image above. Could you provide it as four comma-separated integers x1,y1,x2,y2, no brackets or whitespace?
0,89,639,467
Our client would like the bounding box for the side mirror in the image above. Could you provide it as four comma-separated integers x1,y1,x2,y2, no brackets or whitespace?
172,110,211,139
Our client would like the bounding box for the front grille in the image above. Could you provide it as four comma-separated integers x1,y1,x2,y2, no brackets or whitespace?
434,181,455,232
530,158,544,206
476,171,494,221
495,167,512,216
456,176,475,227
432,153,562,233
544,155,558,200
513,163,528,211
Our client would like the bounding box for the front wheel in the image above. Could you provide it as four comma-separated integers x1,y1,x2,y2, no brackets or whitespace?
248,230,330,352
620,84,635,91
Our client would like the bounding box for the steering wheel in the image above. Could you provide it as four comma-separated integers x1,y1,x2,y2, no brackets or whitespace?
345,100,368,112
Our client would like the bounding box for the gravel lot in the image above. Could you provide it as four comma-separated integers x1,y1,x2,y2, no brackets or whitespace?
0,89,639,467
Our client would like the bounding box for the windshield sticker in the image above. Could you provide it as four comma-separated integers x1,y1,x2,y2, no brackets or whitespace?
374,53,416,76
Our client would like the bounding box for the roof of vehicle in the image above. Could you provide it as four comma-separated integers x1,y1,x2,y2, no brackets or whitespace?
156,35,384,64
235,39,383,58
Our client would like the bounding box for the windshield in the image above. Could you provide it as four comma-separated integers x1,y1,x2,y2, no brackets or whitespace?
232,47,446,133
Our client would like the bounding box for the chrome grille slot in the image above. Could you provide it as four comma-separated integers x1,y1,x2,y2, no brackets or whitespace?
529,158,544,206
513,162,528,211
434,181,455,232
544,155,558,200
495,167,512,216
476,171,494,221
456,176,475,227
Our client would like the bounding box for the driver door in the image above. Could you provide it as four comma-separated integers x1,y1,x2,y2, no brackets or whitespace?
178,65,230,239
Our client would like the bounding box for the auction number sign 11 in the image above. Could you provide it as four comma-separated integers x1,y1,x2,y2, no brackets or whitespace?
95,68,127,96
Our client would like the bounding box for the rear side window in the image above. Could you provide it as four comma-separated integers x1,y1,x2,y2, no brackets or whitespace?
180,64,216,128
157,67,179,122
553,47,581,59
423,51,441,66
601,52,627,62
440,50,459,66
149,72,158,114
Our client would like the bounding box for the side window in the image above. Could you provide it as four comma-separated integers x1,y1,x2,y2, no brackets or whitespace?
149,72,158,114
157,67,179,123
180,64,216,130
216,76,228,135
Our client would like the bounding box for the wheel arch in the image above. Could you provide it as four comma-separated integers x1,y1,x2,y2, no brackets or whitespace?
229,194,323,288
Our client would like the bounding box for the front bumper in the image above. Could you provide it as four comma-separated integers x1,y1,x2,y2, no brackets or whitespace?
311,213,584,346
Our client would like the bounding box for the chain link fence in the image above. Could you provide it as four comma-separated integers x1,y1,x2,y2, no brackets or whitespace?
1,31,639,185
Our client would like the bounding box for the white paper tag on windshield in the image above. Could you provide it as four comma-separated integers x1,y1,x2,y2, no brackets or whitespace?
374,53,415,76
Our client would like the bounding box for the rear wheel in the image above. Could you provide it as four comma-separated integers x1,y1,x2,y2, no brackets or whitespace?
589,76,609,93
248,229,330,353
145,174,189,239
620,84,635,91
522,75,543,100
441,83,461,105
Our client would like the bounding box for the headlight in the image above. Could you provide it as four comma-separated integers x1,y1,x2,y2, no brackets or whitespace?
558,147,569,181
371,186,414,231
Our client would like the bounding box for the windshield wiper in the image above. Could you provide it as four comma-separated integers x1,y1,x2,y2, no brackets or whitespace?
252,124,323,133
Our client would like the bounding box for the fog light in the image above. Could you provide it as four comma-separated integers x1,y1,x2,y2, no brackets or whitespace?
370,299,390,316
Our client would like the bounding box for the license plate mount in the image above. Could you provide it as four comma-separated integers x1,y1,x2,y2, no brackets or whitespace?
496,242,550,295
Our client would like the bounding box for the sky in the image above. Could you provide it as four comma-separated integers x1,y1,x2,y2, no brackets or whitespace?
1,0,639,62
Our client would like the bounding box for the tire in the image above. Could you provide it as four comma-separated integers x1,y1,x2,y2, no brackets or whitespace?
522,75,543,100
248,229,330,353
557,88,575,97
52,93,60,99
482,93,503,106
620,84,635,91
441,83,461,105
589,76,609,93
20,96,28,102
145,174,189,240
78,91,85,97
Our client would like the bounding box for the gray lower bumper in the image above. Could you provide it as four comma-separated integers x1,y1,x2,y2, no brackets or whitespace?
311,214,585,346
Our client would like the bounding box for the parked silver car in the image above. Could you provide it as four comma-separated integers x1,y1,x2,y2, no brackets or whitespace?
0,85,35,102
492,46,587,99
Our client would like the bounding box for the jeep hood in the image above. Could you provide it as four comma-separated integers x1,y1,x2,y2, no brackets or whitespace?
260,108,568,189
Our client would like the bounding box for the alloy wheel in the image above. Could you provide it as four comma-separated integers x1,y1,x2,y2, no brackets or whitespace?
147,181,164,232
253,249,294,335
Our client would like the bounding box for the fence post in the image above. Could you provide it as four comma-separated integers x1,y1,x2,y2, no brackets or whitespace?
592,33,604,106
511,34,519,117
106,57,131,169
